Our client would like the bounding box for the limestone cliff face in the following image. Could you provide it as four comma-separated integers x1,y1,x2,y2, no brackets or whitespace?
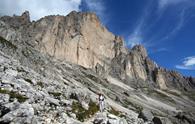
110,45,156,82
109,45,194,91
153,68,194,90
153,68,167,90
126,45,149,81
0,11,125,69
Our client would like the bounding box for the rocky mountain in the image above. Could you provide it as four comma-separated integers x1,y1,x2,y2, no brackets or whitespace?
0,11,125,69
0,11,195,124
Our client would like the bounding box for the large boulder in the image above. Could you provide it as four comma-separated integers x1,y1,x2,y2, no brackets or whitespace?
0,103,34,124
138,108,153,122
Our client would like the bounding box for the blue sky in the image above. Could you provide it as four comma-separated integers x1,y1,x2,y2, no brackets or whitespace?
0,0,194,76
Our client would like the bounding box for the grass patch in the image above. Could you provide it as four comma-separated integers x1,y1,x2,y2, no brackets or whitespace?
0,88,28,103
88,100,99,115
72,101,85,121
72,100,99,122
0,88,9,94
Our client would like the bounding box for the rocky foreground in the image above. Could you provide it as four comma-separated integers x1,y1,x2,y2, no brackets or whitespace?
0,11,195,124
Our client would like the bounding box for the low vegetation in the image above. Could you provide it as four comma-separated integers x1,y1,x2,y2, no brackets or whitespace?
108,107,120,116
72,100,99,122
0,88,28,103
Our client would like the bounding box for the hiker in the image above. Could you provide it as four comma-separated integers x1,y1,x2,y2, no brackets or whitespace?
98,93,105,112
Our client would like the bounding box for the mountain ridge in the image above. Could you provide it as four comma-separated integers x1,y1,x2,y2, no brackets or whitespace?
0,11,195,124
0,11,194,91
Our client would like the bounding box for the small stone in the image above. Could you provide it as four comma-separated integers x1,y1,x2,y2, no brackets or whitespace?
0,94,10,104
138,108,153,122
5,69,18,77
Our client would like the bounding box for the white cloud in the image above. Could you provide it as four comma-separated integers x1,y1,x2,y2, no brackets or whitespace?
126,5,148,48
157,8,186,42
126,33,153,48
84,0,104,15
150,0,195,44
83,0,106,23
126,1,162,49
176,56,195,70
183,57,195,66
126,34,142,48
0,0,81,21
158,0,188,9
0,0,106,22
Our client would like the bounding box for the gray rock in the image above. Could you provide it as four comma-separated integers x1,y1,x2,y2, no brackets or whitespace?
5,69,18,77
45,96,60,106
81,101,89,110
0,103,34,124
0,94,10,104
138,108,154,122
93,112,107,124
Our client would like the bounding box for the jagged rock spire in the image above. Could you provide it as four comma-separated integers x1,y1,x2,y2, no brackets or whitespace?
131,45,147,58
21,10,30,23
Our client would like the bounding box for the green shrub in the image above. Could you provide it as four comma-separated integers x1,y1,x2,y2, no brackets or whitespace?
72,100,99,122
72,101,86,122
0,88,9,94
0,88,28,103
9,91,28,103
87,100,99,115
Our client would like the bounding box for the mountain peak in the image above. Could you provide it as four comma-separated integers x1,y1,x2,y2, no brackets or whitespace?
131,45,147,58
21,10,30,22
0,11,30,28
67,11,101,24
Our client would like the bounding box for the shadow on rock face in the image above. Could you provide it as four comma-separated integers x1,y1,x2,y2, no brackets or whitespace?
0,105,10,118
152,117,162,124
